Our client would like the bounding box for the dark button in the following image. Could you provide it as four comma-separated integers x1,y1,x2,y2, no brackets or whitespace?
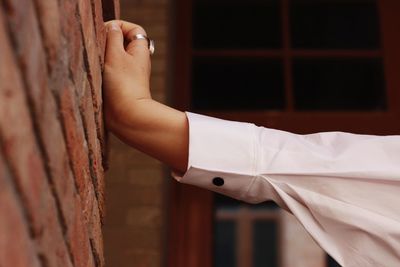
212,177,224,186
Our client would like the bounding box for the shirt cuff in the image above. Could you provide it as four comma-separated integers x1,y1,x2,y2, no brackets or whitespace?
172,112,259,202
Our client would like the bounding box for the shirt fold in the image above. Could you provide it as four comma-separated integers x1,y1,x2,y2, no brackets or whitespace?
172,112,400,267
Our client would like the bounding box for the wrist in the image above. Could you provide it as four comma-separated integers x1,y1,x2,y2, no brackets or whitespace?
105,97,155,133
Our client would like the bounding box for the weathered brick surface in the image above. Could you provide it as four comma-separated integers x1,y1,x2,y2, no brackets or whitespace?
0,153,41,267
0,0,119,266
33,0,62,74
91,0,107,66
0,9,73,267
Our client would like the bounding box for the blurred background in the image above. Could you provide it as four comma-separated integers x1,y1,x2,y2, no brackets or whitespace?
103,0,400,266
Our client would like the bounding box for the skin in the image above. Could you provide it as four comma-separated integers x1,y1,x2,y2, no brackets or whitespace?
103,20,189,174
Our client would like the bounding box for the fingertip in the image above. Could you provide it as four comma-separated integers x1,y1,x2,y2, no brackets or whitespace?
105,22,124,56
106,21,120,33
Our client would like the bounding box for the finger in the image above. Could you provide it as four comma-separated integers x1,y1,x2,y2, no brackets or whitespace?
124,28,150,56
105,21,124,59
105,20,147,38
115,20,147,36
105,20,149,57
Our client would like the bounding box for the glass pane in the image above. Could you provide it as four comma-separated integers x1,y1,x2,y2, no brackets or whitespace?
193,0,281,49
250,201,279,211
214,220,237,267
293,59,386,111
215,194,243,210
253,220,278,267
327,255,342,267
192,57,285,111
291,0,380,49
215,194,279,210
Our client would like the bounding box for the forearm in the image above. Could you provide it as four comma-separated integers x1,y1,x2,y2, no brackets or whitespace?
107,98,189,174
102,21,189,173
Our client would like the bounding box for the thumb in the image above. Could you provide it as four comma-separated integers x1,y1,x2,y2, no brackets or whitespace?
105,21,124,60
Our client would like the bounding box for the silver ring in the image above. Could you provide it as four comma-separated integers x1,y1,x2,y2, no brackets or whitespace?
131,34,155,56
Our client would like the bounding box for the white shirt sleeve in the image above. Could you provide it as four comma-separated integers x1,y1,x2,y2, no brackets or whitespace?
172,112,400,267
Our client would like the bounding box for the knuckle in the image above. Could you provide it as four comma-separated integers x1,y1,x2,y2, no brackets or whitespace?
104,19,118,25
131,24,147,36
126,28,147,42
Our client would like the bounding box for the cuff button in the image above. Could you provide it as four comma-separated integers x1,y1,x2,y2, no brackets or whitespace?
212,177,224,186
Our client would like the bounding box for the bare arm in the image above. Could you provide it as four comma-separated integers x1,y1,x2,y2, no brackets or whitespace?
103,20,188,173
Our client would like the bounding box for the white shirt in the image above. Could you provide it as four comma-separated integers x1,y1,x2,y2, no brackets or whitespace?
173,112,400,267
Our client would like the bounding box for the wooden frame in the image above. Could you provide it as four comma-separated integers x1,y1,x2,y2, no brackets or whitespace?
215,208,282,267
168,1,400,266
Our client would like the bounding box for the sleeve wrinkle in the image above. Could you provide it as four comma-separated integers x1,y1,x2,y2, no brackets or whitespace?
242,125,260,200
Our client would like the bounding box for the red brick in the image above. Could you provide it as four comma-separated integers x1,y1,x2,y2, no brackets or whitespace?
4,0,79,242
0,9,48,235
69,81,105,267
79,77,106,217
0,153,41,267
36,87,80,241
68,195,96,267
59,0,85,86
4,0,49,119
0,69,73,267
59,81,97,224
89,197,105,267
27,64,78,233
78,0,107,167
0,9,75,265
79,0,103,114
0,97,74,266
32,0,61,74
98,107,108,171
1,0,113,265
91,0,107,66
6,0,102,251
36,192,74,267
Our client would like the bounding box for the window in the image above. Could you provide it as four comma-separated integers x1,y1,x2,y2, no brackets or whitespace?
214,195,279,267
169,1,400,267
190,0,386,114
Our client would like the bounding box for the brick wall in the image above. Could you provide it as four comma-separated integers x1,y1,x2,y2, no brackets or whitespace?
103,0,171,266
0,0,118,266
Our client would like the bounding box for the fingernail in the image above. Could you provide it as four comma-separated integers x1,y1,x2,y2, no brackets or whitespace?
110,22,120,32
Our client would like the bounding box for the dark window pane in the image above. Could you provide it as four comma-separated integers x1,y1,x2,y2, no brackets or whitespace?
291,0,380,49
293,59,386,111
215,194,242,209
193,0,281,49
250,201,279,211
253,220,278,267
215,194,279,210
327,255,342,267
214,221,236,267
192,58,285,111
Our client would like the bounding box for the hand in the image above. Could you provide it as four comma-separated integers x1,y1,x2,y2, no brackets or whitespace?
102,20,189,173
103,20,152,130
